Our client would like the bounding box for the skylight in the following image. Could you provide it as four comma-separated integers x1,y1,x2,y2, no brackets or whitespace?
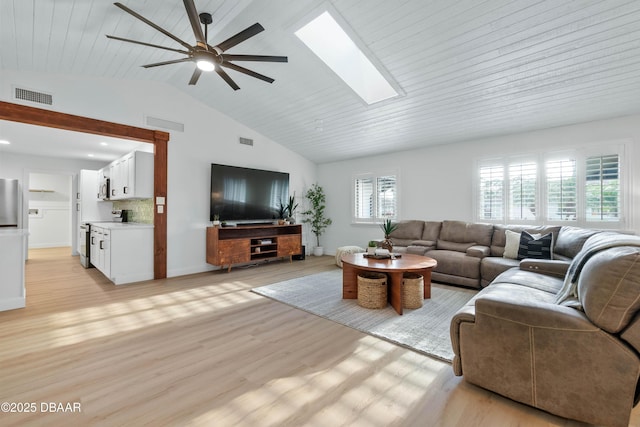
295,11,398,105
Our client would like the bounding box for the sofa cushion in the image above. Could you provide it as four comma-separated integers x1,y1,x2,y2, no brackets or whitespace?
503,229,521,259
491,225,561,257
389,220,424,240
429,249,481,280
555,226,600,259
389,220,424,247
440,220,493,246
437,240,476,252
517,231,553,260
410,240,435,248
491,268,564,294
579,246,640,333
481,257,520,286
421,221,442,241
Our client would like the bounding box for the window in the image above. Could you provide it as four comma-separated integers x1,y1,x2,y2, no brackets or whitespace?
354,173,398,222
475,143,627,228
509,162,537,220
545,158,577,221
295,10,399,105
585,154,620,221
478,165,504,220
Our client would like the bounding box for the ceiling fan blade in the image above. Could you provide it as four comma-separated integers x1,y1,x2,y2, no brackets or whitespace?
183,0,206,45
221,62,274,84
215,23,264,52
222,54,288,63
142,58,193,68
215,68,240,90
106,35,191,55
114,2,193,51
188,68,203,85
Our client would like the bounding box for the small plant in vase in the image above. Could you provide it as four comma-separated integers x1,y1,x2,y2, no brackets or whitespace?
212,214,221,226
367,240,378,255
379,219,398,253
277,201,287,225
285,194,298,224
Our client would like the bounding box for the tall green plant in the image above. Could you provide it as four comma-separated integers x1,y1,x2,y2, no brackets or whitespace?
301,184,332,247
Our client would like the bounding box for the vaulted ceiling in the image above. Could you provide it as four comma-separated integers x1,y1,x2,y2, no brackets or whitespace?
2,0,640,164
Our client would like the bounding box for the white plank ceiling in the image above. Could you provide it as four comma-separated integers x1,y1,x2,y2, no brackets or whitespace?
2,0,640,163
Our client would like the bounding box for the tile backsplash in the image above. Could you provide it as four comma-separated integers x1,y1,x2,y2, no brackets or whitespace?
112,199,154,224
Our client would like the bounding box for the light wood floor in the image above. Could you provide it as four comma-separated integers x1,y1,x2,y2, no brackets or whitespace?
1,247,637,426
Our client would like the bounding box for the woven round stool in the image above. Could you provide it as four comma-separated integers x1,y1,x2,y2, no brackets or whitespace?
335,245,365,267
402,272,424,309
357,272,387,309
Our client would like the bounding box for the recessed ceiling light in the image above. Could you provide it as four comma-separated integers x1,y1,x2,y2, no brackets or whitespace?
0,140,10,145
296,10,399,105
88,154,95,157
100,142,108,146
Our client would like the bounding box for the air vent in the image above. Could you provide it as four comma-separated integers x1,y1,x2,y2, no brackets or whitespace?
239,137,254,146
14,87,53,105
145,116,184,132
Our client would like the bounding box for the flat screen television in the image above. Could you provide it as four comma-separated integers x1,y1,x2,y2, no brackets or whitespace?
210,163,289,223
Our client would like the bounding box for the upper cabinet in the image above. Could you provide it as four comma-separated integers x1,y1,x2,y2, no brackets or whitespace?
109,151,154,200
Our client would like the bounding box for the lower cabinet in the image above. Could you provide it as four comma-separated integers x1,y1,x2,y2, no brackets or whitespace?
90,224,154,285
206,224,302,272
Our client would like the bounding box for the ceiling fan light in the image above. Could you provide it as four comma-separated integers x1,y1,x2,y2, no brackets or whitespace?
196,59,215,72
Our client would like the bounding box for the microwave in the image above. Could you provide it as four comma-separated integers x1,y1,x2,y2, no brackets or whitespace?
99,178,110,200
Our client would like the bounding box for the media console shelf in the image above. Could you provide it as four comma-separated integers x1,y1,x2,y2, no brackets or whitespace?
206,224,302,272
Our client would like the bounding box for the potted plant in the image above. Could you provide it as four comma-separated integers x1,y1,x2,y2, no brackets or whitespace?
212,214,221,226
301,183,332,256
285,194,298,224
379,219,398,252
277,202,287,225
367,240,378,255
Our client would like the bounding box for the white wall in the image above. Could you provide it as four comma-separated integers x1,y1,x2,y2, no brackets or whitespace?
28,172,72,248
318,114,640,255
0,69,318,277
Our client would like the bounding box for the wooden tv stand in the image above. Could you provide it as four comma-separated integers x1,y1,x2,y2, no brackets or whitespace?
206,224,302,272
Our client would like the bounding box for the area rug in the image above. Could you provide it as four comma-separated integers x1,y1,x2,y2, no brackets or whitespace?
251,269,477,362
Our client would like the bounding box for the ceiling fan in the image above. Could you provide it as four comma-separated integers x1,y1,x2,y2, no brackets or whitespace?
106,0,288,89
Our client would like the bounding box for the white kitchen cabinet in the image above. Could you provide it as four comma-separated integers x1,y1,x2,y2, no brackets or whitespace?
77,169,112,255
109,151,153,200
89,223,153,285
90,227,101,270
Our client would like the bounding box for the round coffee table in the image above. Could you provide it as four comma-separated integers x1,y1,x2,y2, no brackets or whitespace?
341,253,437,315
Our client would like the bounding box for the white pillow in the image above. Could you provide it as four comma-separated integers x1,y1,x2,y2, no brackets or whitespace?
503,230,521,259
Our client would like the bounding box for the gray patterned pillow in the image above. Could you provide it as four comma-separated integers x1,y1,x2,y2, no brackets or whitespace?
517,231,553,260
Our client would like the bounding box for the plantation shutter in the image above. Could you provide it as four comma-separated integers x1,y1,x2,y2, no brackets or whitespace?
508,162,537,220
546,159,577,221
479,165,504,220
585,154,620,221
355,177,374,219
376,175,397,219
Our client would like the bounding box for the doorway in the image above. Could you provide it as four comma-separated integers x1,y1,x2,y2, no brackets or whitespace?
27,172,73,250
0,101,169,279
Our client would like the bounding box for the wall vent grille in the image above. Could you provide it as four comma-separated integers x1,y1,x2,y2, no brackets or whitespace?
146,116,184,132
14,87,53,105
239,137,254,146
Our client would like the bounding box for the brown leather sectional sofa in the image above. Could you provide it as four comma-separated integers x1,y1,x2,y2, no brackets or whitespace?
389,220,640,426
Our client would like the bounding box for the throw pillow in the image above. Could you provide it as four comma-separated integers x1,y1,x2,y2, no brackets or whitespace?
503,230,521,259
517,231,553,260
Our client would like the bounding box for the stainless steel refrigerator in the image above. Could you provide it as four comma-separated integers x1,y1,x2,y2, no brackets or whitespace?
0,179,19,227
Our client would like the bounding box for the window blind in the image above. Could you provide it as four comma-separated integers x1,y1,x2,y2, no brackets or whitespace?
546,159,577,221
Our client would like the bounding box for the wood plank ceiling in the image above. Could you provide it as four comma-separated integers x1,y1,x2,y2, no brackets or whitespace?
2,0,640,164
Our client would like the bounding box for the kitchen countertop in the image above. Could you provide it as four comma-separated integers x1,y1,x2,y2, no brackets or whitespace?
89,222,154,230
